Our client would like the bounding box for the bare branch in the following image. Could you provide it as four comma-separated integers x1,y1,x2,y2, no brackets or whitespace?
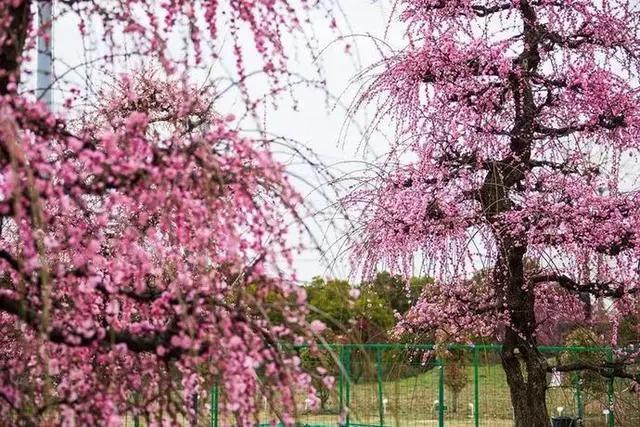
548,361,639,382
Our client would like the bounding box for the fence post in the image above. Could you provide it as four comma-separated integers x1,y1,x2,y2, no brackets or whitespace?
606,349,614,427
338,345,343,411
375,349,384,427
438,358,444,427
345,347,352,427
473,346,479,427
210,384,219,427
574,374,583,420
133,391,140,427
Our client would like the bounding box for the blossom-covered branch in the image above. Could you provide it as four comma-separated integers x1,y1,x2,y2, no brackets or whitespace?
0,0,334,425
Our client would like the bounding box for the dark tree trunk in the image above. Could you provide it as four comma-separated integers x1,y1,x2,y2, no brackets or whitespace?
476,2,551,424
501,333,549,427
481,165,551,426
481,173,551,426
481,156,550,426
502,236,549,426
0,0,31,95
493,238,550,427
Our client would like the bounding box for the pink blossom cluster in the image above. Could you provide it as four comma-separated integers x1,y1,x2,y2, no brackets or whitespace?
396,278,505,342
397,275,588,345
63,0,326,86
0,0,335,423
1,0,331,98
0,72,324,424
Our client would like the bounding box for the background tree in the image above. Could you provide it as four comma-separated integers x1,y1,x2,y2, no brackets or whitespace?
361,272,431,315
348,1,640,425
560,328,608,400
0,1,334,425
306,276,397,342
307,277,355,337
352,288,396,343
306,274,430,342
305,275,436,392
442,350,469,415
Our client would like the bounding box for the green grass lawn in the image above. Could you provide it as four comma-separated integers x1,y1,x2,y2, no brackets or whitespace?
126,359,639,426
289,363,515,426
261,361,638,427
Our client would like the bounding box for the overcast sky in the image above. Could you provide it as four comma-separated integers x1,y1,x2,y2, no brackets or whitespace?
30,1,405,283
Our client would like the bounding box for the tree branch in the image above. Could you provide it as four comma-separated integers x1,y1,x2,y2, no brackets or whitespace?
0,0,31,95
548,362,639,382
471,3,513,17
0,249,20,272
531,273,637,298
529,159,598,177
415,1,514,17
0,291,176,354
534,113,627,137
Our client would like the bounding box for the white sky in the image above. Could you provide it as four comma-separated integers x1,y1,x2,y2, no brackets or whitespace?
30,1,405,282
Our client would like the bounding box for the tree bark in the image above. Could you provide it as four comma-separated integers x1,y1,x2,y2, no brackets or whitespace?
498,237,549,426
501,332,549,427
477,2,551,424
481,166,551,426
490,233,550,426
0,0,31,95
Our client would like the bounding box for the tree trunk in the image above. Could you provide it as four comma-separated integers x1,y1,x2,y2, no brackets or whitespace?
482,176,550,425
478,1,549,422
451,391,458,414
0,0,31,95
501,330,549,427
495,239,550,426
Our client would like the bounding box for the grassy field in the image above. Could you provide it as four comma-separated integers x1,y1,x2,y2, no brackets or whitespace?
256,361,638,427
126,359,639,426
284,363,551,426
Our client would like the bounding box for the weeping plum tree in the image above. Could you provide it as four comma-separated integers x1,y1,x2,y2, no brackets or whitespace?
349,1,640,425
0,0,334,425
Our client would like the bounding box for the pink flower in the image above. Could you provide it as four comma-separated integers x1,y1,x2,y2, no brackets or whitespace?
309,320,326,334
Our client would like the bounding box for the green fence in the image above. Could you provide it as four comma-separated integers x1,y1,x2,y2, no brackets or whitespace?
131,344,640,426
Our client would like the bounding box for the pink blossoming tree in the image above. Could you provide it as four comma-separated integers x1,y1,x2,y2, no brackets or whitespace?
349,0,640,425
0,0,332,425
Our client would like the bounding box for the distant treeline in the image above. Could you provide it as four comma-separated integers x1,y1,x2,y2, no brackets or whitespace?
305,272,432,343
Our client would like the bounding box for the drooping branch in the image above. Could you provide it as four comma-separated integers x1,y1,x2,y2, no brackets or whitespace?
412,1,514,17
0,249,20,272
531,273,638,298
534,112,627,137
471,3,513,17
528,159,598,177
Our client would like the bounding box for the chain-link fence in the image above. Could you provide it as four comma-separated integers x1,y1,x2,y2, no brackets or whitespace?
129,344,639,426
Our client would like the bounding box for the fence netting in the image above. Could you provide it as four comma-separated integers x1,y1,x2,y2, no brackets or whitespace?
128,344,639,426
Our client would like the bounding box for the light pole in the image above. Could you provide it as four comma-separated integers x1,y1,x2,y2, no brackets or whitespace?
37,0,54,109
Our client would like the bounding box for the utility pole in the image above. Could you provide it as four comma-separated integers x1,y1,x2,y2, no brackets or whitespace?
37,1,54,109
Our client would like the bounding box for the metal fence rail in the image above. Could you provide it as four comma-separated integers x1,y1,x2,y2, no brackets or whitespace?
131,344,640,426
